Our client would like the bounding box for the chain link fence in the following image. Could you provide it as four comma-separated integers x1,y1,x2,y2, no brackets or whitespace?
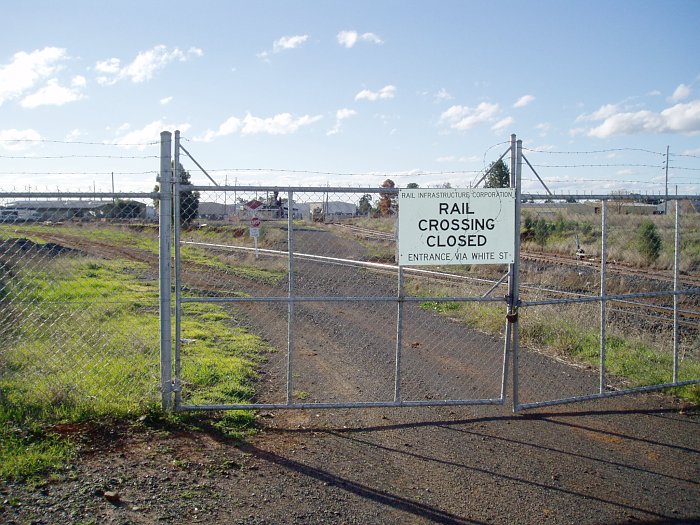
1,178,698,414
0,193,161,415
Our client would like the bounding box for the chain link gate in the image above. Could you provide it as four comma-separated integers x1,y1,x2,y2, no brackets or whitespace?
163,132,515,411
513,195,700,410
169,183,514,410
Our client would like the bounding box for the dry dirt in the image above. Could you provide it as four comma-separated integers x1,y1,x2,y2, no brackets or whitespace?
2,225,699,525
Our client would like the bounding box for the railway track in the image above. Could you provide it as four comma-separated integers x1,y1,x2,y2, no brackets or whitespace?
333,222,700,288
330,222,700,328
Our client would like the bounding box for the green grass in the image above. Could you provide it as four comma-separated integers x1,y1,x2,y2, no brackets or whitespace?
180,244,286,284
8,223,160,255
0,246,266,480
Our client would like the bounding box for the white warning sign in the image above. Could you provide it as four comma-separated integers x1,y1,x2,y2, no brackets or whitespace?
398,188,515,266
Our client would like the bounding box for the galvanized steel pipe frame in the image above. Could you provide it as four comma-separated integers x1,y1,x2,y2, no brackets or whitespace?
158,131,173,410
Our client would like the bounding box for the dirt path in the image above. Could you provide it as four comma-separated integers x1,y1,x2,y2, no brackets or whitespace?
2,226,698,524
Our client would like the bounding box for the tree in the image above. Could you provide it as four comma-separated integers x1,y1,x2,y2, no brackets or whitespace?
153,162,200,226
358,194,373,216
484,159,510,188
406,182,419,189
378,179,396,216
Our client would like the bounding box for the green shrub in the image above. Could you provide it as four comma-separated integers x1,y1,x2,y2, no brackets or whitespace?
636,220,662,263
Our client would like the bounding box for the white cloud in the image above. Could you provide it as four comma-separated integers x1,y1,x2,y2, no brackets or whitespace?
195,112,322,141
435,154,479,163
336,30,383,48
195,116,242,142
20,76,86,108
0,47,68,106
670,83,691,102
434,88,452,103
0,128,41,151
535,122,551,136
440,102,500,130
160,96,174,105
513,95,535,108
327,108,357,135
114,120,191,150
576,103,620,122
579,99,700,137
355,85,396,101
96,45,202,85
492,116,514,132
272,35,309,53
241,112,322,135
258,35,309,61
95,58,120,74
65,129,82,141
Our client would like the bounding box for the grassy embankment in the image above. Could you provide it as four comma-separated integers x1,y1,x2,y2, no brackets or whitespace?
0,223,284,480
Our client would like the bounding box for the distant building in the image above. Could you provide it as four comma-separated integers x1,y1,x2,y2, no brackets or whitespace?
3,200,146,221
305,201,357,219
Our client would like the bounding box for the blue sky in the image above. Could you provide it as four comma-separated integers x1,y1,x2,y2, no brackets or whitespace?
1,0,699,194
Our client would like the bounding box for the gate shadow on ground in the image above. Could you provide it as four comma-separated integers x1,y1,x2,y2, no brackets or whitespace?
287,407,698,454
309,430,679,522
235,442,488,525
184,406,697,524
246,407,698,522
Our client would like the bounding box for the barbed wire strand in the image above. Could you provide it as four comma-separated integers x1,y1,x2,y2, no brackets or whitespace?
0,138,159,147
0,154,158,159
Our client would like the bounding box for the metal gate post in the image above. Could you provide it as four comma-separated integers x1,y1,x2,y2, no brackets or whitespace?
286,190,296,405
394,266,405,404
173,130,182,408
510,137,523,411
158,131,173,410
673,198,681,382
599,200,608,393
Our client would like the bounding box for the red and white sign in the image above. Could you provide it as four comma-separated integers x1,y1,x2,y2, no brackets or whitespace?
250,216,261,228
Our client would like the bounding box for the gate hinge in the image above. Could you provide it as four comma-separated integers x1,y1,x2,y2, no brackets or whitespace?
171,378,181,393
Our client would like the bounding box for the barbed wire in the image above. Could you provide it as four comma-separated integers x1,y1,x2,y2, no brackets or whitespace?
671,152,700,159
522,177,697,186
0,171,158,175
0,154,158,159
529,163,663,169
0,138,159,147
186,167,483,177
523,147,665,156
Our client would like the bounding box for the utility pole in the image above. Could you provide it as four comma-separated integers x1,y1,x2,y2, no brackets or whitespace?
665,145,669,215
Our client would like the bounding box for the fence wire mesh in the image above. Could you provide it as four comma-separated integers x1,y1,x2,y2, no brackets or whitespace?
516,197,700,408
0,195,160,414
175,187,509,408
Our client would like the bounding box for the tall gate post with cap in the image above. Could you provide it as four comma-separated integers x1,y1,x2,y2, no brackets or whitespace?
158,131,173,410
